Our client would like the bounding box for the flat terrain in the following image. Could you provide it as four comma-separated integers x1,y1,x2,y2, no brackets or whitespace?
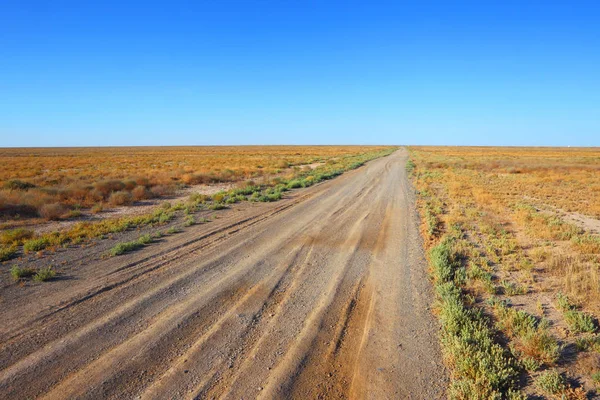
410,147,600,398
0,149,446,399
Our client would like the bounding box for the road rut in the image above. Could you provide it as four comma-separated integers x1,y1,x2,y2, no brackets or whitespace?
0,148,446,399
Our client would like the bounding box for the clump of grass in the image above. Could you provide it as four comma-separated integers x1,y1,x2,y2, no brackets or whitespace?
0,228,34,246
10,265,35,281
110,234,153,256
501,280,527,296
430,236,520,399
210,203,227,210
490,298,560,365
592,371,600,385
0,246,18,262
535,369,566,395
564,310,597,333
165,227,180,235
405,159,416,173
184,215,195,226
33,267,56,282
23,237,51,253
556,293,598,333
575,334,600,352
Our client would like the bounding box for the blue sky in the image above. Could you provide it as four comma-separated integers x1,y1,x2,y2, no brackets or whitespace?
1,1,599,147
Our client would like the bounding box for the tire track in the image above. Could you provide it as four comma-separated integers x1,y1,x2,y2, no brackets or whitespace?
0,148,447,399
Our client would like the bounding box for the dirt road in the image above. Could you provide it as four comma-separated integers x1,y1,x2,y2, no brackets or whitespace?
0,149,446,399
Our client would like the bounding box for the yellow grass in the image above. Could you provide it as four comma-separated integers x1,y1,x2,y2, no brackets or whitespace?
0,145,390,222
410,146,600,398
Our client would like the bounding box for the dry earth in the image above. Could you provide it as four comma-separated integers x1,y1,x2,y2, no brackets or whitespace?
0,149,446,399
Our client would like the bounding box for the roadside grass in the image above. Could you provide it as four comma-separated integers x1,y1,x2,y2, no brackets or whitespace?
10,265,56,282
408,146,599,396
0,245,18,261
0,146,393,223
430,234,520,399
556,293,598,333
110,234,153,256
33,267,56,282
10,265,35,281
1,147,397,263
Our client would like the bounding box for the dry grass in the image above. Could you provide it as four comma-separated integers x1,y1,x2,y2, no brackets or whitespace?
0,146,390,223
410,146,600,398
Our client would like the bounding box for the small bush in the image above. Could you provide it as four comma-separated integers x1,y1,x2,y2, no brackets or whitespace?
39,202,69,220
110,234,152,256
10,265,35,281
150,184,175,197
108,191,133,206
94,180,125,197
0,246,18,261
210,203,227,210
0,228,34,245
23,237,51,253
287,180,303,189
501,280,527,296
184,215,195,226
564,310,597,333
4,179,36,191
535,370,566,395
33,267,56,282
132,186,153,201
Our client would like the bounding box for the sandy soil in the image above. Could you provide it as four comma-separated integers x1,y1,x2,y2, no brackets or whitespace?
0,149,446,399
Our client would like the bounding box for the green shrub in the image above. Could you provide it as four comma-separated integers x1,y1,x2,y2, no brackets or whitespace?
23,237,51,253
287,180,303,189
110,234,153,256
535,369,566,395
564,310,597,333
431,236,519,399
0,228,34,245
33,267,56,282
501,280,527,296
0,246,18,262
10,265,35,281
184,215,195,226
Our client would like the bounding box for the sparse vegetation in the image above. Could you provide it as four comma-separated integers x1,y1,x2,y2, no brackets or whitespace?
0,246,18,261
10,265,35,281
110,234,153,256
410,146,599,397
33,267,56,282
0,146,393,222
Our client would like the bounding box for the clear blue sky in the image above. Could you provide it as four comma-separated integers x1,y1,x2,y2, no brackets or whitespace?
1,1,599,147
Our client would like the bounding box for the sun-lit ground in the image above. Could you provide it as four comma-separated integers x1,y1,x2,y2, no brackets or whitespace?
410,146,600,399
0,145,389,223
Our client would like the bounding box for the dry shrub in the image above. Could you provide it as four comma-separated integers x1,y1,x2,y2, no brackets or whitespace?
150,184,175,197
132,186,153,201
94,180,125,198
108,191,133,206
91,203,104,214
181,173,217,185
39,202,69,220
123,180,137,191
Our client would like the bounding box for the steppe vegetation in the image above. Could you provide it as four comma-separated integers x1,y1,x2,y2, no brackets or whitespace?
0,146,395,264
0,145,388,223
409,146,600,399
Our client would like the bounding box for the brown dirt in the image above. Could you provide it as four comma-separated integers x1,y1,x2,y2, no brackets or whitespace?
0,149,446,399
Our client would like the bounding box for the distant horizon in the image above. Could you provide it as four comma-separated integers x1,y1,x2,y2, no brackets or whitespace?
1,1,599,147
1,144,598,149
